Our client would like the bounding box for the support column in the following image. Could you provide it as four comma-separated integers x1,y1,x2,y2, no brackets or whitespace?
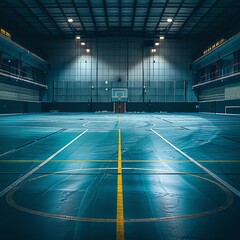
17,59,22,76
0,51,2,70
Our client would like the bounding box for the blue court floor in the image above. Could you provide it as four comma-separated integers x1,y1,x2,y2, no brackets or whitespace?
0,112,240,240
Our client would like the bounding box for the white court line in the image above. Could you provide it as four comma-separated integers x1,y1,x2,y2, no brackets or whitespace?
151,128,240,198
0,129,88,198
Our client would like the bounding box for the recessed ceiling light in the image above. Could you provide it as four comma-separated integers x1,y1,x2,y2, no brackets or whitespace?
81,42,86,46
76,36,80,40
155,42,160,46
159,36,165,40
86,48,90,53
68,18,73,23
167,18,172,23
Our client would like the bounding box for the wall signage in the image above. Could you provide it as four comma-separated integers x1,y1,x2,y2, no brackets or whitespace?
203,38,225,55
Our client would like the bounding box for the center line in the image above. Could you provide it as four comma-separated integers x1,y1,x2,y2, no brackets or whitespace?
117,128,124,240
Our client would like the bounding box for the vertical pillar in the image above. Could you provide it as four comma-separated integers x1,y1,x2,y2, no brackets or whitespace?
235,50,240,72
142,43,145,103
17,59,22,76
0,51,2,68
96,38,99,102
126,38,129,89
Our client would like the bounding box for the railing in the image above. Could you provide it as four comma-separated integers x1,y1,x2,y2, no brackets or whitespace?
0,61,35,80
193,61,240,88
0,61,47,89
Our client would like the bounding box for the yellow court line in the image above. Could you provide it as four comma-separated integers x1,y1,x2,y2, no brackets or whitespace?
123,160,240,163
7,169,233,224
117,128,124,240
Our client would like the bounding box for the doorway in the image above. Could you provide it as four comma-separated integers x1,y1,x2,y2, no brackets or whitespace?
114,102,126,113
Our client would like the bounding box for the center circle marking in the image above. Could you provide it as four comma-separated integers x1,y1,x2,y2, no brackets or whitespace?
6,167,233,223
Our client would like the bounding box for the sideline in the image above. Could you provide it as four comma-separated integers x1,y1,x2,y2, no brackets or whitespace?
0,129,88,198
151,128,240,198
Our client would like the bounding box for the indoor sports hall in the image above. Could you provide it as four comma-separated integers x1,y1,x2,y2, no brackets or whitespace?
0,1,240,239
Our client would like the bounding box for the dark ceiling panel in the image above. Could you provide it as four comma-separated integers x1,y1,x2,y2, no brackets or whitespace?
0,0,239,40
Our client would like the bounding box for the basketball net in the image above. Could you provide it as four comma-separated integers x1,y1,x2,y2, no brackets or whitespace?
117,96,122,102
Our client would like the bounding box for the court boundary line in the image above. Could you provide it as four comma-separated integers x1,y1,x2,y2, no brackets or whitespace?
151,128,240,198
0,129,88,198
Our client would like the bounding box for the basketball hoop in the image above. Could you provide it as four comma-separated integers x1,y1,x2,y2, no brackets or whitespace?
112,88,127,103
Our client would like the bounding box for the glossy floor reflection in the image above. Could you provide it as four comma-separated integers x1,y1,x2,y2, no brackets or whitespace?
0,113,240,240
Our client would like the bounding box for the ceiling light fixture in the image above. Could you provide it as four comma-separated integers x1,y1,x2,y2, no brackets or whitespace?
159,36,165,40
86,48,90,53
68,18,73,23
167,18,172,23
151,48,156,53
76,36,81,40
155,42,160,46
81,42,86,46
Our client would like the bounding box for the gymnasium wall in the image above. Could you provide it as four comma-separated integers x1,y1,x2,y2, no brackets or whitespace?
0,80,41,114
199,99,240,114
41,102,197,113
0,99,41,114
42,37,197,105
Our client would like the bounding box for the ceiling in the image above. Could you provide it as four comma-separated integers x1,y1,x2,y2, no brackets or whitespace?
0,0,240,40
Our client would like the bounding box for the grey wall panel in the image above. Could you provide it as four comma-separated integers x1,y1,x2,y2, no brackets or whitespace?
0,82,40,102
199,99,240,113
43,37,197,103
127,103,197,112
41,102,197,113
42,102,113,112
0,99,41,114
